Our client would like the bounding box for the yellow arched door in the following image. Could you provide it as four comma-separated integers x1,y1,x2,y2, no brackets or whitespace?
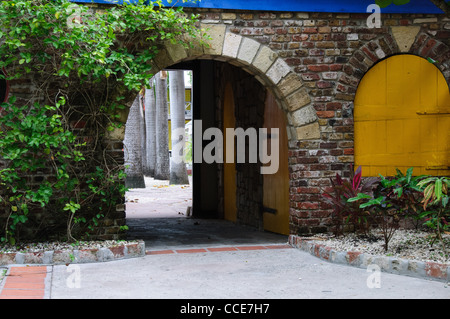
354,54,450,177
263,91,290,235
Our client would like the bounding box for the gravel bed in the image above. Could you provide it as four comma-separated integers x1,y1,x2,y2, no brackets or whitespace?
310,228,449,264
0,240,139,254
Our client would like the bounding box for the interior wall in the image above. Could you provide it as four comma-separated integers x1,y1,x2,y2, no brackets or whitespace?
214,61,266,229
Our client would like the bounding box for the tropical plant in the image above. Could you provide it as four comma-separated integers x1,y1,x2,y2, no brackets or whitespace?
374,168,425,225
322,165,378,235
417,176,450,245
348,167,425,251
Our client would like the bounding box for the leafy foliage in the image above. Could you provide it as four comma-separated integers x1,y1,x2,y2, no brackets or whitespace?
345,168,449,251
348,168,425,251
0,0,205,243
322,165,378,235
417,176,450,245
375,0,411,8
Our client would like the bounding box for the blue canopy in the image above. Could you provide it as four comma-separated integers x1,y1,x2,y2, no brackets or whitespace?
71,0,447,14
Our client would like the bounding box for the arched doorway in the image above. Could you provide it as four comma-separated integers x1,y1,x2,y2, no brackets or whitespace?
354,54,450,177
122,29,319,242
125,59,292,251
222,79,290,234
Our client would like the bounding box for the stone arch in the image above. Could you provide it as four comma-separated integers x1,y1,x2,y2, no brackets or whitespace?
340,31,450,98
334,32,450,177
150,26,320,142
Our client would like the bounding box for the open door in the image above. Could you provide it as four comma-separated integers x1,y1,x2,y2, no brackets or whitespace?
223,82,237,222
263,90,289,235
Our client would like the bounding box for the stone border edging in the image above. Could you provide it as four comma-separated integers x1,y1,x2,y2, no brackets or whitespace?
0,241,145,265
288,235,449,283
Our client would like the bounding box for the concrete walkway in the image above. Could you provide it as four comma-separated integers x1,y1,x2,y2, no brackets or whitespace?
1,245,447,300
1,177,449,300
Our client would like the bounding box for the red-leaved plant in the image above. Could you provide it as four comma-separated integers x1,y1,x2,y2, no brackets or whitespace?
322,165,378,236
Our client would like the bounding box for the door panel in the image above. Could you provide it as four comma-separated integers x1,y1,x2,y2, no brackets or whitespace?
355,55,450,176
263,91,289,235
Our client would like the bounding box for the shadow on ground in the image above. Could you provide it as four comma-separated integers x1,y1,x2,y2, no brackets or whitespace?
125,177,288,250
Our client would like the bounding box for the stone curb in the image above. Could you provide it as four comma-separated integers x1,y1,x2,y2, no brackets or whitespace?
288,235,449,283
0,241,145,265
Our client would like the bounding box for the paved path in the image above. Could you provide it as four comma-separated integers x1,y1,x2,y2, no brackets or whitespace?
1,177,449,300
1,245,449,300
125,176,192,219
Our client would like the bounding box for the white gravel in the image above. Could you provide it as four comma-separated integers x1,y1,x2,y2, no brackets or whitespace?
0,240,138,254
310,228,449,264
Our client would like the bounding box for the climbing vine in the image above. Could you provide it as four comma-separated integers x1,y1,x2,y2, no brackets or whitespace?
0,0,206,243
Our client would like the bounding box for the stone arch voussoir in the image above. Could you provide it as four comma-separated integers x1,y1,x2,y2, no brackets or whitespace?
344,31,450,96
152,25,320,142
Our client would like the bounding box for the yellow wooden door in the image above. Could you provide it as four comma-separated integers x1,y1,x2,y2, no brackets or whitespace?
223,82,237,222
354,55,450,176
263,91,290,235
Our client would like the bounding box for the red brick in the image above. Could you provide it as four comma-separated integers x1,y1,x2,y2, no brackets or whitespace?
326,102,342,110
292,34,309,41
236,246,267,251
425,262,447,279
286,58,302,66
297,202,319,210
330,64,343,71
346,251,362,264
109,245,125,257
362,47,378,62
175,249,207,254
317,81,334,89
421,39,437,57
146,250,175,255
303,27,318,33
307,65,330,72
316,111,335,118
207,247,238,252
296,187,320,194
343,148,354,155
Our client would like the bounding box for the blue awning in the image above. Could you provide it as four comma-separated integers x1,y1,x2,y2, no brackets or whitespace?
71,0,447,14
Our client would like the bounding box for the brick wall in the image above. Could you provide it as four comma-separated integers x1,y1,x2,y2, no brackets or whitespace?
186,9,449,235
1,4,449,239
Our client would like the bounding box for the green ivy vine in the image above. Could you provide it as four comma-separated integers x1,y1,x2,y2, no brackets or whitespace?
0,0,206,244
